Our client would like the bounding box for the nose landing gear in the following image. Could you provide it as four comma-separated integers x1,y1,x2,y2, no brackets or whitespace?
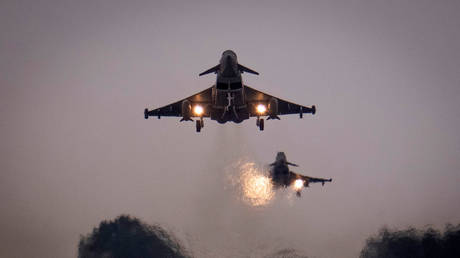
196,117,204,132
196,120,201,132
256,117,264,131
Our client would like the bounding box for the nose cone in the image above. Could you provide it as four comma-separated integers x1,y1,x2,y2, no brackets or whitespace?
222,50,237,59
226,55,232,63
220,50,238,77
222,50,237,64
276,152,286,161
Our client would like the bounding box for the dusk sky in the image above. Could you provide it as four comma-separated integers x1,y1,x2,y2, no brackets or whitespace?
1,1,460,257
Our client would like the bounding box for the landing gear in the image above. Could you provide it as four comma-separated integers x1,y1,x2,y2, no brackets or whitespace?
196,117,204,132
256,117,264,131
259,118,264,131
196,120,201,132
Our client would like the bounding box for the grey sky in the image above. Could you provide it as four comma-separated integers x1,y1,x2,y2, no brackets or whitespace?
1,0,460,257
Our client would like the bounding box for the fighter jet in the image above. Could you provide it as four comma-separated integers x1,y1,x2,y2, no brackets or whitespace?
144,50,316,132
270,152,332,197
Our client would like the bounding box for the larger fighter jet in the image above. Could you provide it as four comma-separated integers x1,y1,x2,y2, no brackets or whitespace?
144,50,316,132
270,152,332,197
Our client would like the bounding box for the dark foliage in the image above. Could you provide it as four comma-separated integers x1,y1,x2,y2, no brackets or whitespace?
265,248,309,258
78,215,189,258
360,224,460,258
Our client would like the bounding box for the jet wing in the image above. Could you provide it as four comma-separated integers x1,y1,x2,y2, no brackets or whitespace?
289,171,332,185
299,173,332,186
145,87,213,118
303,175,332,184
244,86,316,117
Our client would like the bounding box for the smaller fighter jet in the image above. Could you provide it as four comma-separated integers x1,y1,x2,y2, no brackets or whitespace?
269,152,332,197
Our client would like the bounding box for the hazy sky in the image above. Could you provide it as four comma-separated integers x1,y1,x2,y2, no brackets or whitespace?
1,0,460,257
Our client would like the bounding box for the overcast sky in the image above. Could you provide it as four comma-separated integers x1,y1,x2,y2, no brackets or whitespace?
1,0,460,257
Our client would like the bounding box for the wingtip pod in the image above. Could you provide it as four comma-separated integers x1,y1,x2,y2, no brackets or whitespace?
322,179,332,186
144,108,149,119
312,105,316,115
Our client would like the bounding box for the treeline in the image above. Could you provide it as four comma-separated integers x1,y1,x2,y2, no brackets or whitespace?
78,215,460,258
360,224,460,258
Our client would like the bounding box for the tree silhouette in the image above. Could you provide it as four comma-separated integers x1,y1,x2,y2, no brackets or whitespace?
360,224,460,258
78,215,189,258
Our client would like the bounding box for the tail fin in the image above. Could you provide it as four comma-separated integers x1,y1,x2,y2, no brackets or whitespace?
199,64,220,76
238,64,259,75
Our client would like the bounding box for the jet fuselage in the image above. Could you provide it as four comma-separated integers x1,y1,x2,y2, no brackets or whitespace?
211,50,249,123
271,152,290,175
270,152,295,187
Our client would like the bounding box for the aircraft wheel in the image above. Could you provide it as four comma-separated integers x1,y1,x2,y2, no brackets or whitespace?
200,118,204,128
259,118,264,131
256,118,260,127
196,120,201,132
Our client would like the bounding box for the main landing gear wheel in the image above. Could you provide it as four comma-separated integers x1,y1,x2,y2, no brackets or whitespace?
259,118,264,131
196,120,201,132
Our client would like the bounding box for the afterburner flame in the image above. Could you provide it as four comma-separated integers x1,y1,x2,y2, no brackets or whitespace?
256,104,267,114
293,179,304,191
193,105,204,115
238,162,274,206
